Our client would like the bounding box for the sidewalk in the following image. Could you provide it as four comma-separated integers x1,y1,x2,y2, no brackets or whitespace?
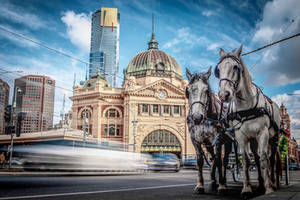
253,184,300,200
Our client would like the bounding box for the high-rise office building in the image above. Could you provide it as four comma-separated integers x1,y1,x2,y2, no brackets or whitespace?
14,75,55,133
89,7,120,87
0,79,9,134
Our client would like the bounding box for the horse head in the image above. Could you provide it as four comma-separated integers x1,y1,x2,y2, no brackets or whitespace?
186,67,212,125
214,45,252,102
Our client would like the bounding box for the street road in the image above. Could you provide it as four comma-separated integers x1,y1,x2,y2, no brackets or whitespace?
1,169,298,200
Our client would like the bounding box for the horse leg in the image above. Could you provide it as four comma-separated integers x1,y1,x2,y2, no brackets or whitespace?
215,141,226,194
258,128,274,194
250,139,264,193
239,140,252,196
193,144,205,194
269,133,279,190
206,145,217,190
269,140,277,189
222,140,232,185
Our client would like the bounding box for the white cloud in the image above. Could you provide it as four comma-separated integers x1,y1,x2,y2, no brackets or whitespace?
207,43,221,51
202,10,215,17
252,0,300,86
272,90,300,139
61,11,91,53
162,27,210,51
0,0,46,30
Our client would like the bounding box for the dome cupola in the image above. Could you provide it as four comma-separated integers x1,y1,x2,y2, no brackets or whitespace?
124,15,182,80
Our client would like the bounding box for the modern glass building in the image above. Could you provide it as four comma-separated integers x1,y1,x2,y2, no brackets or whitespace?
89,8,120,87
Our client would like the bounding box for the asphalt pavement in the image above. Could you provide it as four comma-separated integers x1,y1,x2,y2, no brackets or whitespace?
0,169,299,200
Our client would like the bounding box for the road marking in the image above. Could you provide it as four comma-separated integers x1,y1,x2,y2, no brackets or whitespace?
0,183,195,200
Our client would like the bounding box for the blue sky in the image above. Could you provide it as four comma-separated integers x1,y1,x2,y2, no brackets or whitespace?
0,0,300,137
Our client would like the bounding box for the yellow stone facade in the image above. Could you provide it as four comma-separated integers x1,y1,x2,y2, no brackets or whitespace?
70,37,196,159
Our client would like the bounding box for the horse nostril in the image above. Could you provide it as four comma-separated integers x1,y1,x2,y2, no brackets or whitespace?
193,114,203,125
225,91,230,99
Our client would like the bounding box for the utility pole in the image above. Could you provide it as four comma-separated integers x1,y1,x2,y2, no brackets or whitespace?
61,93,66,134
286,149,289,185
73,73,76,90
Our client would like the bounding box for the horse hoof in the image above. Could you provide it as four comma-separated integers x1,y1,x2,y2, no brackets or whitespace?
208,182,217,191
218,188,226,195
194,186,205,194
265,187,274,194
256,185,265,194
241,192,252,200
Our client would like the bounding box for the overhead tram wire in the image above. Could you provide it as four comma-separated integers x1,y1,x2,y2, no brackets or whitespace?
247,18,297,72
242,32,300,57
0,25,133,87
0,67,73,93
0,25,89,66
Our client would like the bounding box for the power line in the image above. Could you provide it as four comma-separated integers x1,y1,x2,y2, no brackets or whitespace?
0,25,127,86
0,25,89,66
1,67,73,92
242,32,300,56
247,18,297,72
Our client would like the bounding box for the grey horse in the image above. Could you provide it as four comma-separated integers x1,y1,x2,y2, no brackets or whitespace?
186,67,232,194
215,45,282,196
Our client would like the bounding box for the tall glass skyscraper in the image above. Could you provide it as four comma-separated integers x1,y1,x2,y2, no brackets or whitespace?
89,8,120,87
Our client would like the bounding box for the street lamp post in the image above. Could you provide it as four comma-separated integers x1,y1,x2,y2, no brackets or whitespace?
83,109,89,147
9,87,22,169
132,108,138,152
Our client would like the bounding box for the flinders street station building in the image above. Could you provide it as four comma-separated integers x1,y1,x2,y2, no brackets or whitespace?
70,33,195,158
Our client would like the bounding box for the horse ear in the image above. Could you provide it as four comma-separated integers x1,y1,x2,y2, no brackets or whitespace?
204,66,212,80
186,68,192,81
219,48,226,57
234,44,243,57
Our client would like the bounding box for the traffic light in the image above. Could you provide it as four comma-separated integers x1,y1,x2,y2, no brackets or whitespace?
4,105,12,124
5,125,15,135
16,112,26,137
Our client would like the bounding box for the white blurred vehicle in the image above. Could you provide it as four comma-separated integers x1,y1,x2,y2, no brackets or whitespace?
14,144,149,172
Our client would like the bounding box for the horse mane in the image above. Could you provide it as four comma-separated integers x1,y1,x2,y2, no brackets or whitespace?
189,74,209,85
239,57,253,87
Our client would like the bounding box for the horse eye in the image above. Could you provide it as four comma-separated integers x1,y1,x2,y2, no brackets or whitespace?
233,65,238,70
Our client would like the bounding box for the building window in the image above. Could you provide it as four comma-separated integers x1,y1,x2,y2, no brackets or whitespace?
116,125,120,136
163,105,169,114
105,108,120,118
109,124,115,136
104,124,108,136
174,106,179,114
142,104,148,113
104,124,121,137
153,105,159,113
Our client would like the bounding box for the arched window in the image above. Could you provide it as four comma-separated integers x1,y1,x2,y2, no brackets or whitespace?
155,62,165,73
81,110,91,119
105,108,120,118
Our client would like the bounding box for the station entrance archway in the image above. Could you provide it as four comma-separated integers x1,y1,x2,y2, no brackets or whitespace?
140,129,182,158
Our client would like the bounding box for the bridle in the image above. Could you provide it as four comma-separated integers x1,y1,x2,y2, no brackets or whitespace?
187,86,211,122
215,55,242,92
